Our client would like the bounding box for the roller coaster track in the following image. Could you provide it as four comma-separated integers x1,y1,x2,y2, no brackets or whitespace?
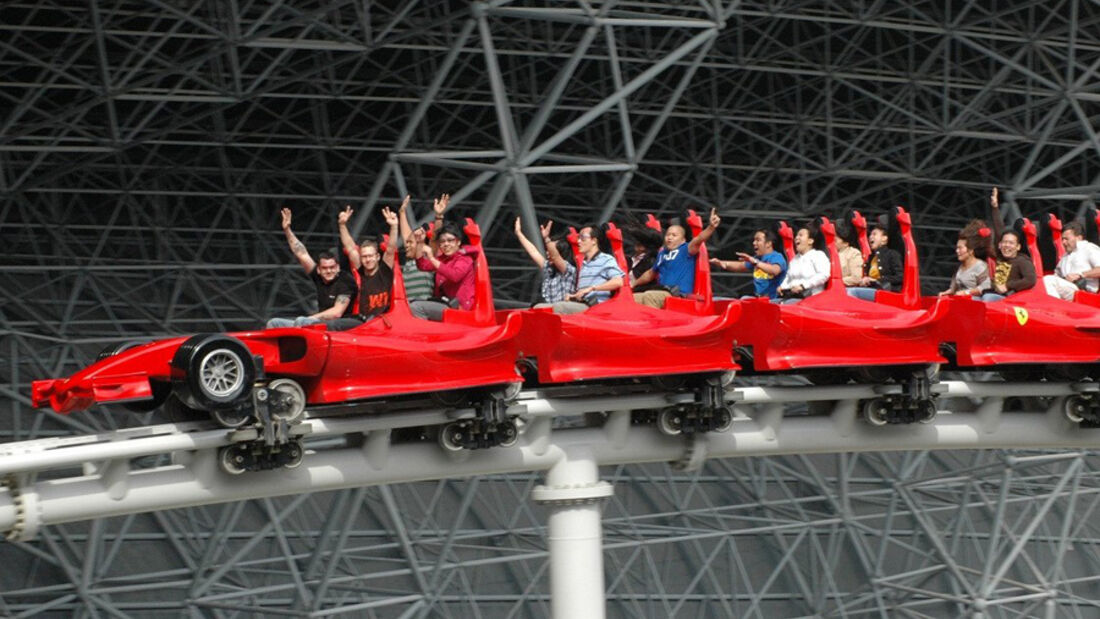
2,379,1096,543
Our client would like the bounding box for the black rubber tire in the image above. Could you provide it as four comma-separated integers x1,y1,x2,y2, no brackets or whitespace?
171,334,256,411
96,340,145,363
120,380,172,413
160,394,209,423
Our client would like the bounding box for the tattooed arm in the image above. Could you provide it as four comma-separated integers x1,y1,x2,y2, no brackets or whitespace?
281,208,316,274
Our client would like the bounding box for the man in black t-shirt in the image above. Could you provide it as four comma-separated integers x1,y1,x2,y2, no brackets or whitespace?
267,209,359,328
326,203,401,331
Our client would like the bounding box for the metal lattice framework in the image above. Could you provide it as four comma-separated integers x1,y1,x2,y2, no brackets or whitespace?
3,448,1100,617
3,1,1100,616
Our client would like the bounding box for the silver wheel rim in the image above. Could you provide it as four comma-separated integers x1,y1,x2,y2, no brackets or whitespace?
269,378,307,422
502,381,522,401
658,409,682,436
1065,398,1086,423
199,349,244,398
284,442,304,468
864,402,888,426
220,448,246,475
439,424,464,452
498,422,518,447
918,402,937,424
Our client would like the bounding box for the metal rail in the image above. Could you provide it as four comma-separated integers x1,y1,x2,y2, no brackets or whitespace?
1,380,1097,541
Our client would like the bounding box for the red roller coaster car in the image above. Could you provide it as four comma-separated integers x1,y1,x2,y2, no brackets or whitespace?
32,219,525,469
729,209,950,425
937,215,1100,423
510,213,741,434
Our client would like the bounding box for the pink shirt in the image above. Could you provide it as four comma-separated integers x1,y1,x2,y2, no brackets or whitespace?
417,251,475,310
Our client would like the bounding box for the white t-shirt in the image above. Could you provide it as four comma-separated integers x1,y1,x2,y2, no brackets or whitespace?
779,249,830,296
1055,239,1100,293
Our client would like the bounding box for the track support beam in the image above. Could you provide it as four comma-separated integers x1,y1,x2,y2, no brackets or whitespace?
532,448,613,619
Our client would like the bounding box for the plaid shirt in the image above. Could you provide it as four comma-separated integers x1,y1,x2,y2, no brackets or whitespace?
540,261,576,304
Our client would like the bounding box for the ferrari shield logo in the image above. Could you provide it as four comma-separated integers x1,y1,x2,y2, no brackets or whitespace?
1013,307,1028,326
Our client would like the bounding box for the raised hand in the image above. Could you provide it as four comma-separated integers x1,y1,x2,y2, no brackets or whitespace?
433,193,451,217
338,205,353,225
280,208,292,230
709,207,721,228
382,206,398,227
399,194,410,214
991,187,999,209
540,219,553,240
514,216,523,236
413,227,426,243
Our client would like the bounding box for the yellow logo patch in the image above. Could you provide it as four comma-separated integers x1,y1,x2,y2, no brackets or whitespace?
1013,307,1028,326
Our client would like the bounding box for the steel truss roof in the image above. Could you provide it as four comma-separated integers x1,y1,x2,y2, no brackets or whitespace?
2,1,1100,617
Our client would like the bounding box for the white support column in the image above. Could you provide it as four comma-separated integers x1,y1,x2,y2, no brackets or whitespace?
532,449,613,619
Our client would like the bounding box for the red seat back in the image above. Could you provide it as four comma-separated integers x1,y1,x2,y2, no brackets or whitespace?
605,222,632,296
777,221,795,262
645,214,662,233
895,206,921,308
1048,213,1065,265
851,210,871,263
979,226,996,280
819,217,843,291
1021,217,1044,275
685,210,714,312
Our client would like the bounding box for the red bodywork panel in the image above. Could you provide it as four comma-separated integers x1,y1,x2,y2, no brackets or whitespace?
33,219,523,414
731,216,948,371
940,288,1100,366
940,216,1100,367
513,296,741,384
510,217,740,384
